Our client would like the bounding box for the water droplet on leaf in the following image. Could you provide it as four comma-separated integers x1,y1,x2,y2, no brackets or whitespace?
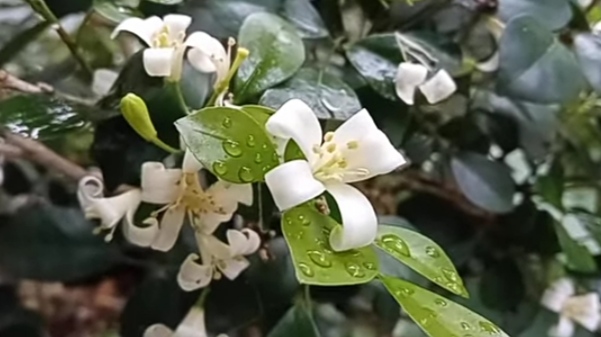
442,268,459,282
238,167,253,182
395,287,414,298
246,135,256,147
434,298,447,307
425,246,440,258
460,322,471,331
478,321,501,334
380,234,411,257
298,262,314,277
212,161,228,176
223,140,242,157
345,262,366,278
363,262,376,270
307,250,332,268
298,215,310,226
254,153,263,163
222,117,232,128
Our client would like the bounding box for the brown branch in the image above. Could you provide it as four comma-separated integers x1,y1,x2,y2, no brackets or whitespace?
0,70,53,94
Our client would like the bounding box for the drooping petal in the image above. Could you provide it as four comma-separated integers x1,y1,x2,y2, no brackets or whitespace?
548,316,575,337
565,293,601,330
123,215,160,247
143,48,175,77
143,324,173,337
541,278,576,312
418,69,457,104
265,160,326,211
325,183,377,251
185,32,229,83
77,175,104,210
199,234,232,260
182,149,203,173
151,206,186,251
177,254,213,291
266,99,322,165
163,14,191,42
227,229,261,256
174,307,208,337
84,189,141,230
218,256,250,280
141,162,182,204
395,62,428,105
111,16,164,46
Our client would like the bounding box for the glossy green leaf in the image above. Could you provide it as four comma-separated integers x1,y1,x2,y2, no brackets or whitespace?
554,222,597,273
267,303,320,337
93,0,139,23
260,67,362,120
240,104,275,126
235,12,305,103
282,204,379,286
381,276,510,337
498,16,586,104
346,34,403,100
375,225,468,297
281,0,328,39
176,106,279,183
498,0,572,30
451,152,515,214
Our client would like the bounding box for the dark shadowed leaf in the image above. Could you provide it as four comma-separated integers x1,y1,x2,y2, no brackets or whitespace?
267,303,320,337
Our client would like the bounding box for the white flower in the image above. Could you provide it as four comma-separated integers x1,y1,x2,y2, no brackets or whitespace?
144,307,214,337
178,228,260,291
395,62,457,105
541,278,601,337
263,99,407,251
92,68,119,97
111,15,228,81
140,150,253,251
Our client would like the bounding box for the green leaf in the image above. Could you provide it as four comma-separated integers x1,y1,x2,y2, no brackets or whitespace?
260,67,362,120
574,33,601,94
267,303,320,337
240,104,274,126
346,34,403,100
381,276,510,337
498,0,572,31
93,0,139,23
375,225,468,297
554,221,597,273
176,106,279,183
282,204,379,286
281,0,328,39
0,21,50,66
451,152,515,214
497,16,586,104
235,12,305,103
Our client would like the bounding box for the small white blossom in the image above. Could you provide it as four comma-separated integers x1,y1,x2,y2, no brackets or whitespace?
541,278,601,337
264,99,407,251
395,62,457,105
144,307,228,337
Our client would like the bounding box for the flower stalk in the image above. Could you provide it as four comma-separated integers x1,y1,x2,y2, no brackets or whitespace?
207,47,250,106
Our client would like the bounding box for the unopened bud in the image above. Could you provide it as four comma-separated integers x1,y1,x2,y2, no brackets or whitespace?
120,94,157,142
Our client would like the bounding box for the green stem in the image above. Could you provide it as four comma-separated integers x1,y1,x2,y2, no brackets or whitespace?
303,285,311,304
152,137,181,154
24,0,93,78
207,47,250,107
167,80,189,114
195,287,211,308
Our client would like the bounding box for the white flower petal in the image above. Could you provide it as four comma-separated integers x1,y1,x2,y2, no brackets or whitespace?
92,68,118,96
227,229,261,256
185,32,228,83
208,180,253,208
197,212,233,235
565,293,600,330
593,22,601,35
151,206,186,251
84,189,141,230
182,149,203,173
163,14,191,42
266,99,322,165
143,324,173,337
174,307,207,337
77,175,104,210
143,48,175,77
541,278,576,312
325,183,377,251
395,62,428,105
141,162,182,204
112,16,163,46
265,160,326,211
219,256,250,280
476,52,499,72
177,254,213,291
549,316,575,337
418,69,457,104
200,234,233,260
123,215,159,247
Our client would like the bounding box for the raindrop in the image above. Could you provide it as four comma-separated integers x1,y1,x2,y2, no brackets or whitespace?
298,262,314,277
295,231,304,240
395,287,414,298
442,268,459,282
425,246,440,258
272,152,279,162
434,298,447,307
350,250,363,257
460,322,471,331
478,321,501,334
307,250,332,268
223,140,242,157
447,283,462,295
380,234,411,257
222,117,232,128
238,167,253,182
212,161,228,176
363,262,376,270
262,165,271,173
345,262,366,278
254,153,263,163
418,308,437,327
298,214,310,226
246,135,256,147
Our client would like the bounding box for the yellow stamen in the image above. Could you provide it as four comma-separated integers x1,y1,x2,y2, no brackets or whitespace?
324,132,335,142
347,141,359,150
326,143,337,153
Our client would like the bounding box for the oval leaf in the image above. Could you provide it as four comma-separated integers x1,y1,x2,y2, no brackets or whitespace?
176,106,279,183
451,152,515,214
235,12,305,103
282,204,379,286
498,0,572,31
375,225,468,297
381,276,510,337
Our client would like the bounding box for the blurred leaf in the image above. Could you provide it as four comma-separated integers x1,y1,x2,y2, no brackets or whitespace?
479,259,525,311
93,0,139,24
267,303,320,337
346,34,403,100
497,16,586,104
574,33,601,94
451,152,516,214
554,221,597,273
498,0,572,30
0,202,122,281
260,67,361,120
282,204,379,286
381,276,510,337
145,0,181,4
375,225,468,297
176,106,279,183
281,0,328,39
235,12,305,103
402,32,463,75
0,21,50,66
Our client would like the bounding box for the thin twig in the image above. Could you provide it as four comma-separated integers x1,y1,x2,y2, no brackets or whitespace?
0,69,51,94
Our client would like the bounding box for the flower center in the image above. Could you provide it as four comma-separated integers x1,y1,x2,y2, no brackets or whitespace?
152,25,185,48
311,132,369,182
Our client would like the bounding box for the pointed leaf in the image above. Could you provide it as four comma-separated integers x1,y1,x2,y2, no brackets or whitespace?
375,225,468,297
282,204,379,286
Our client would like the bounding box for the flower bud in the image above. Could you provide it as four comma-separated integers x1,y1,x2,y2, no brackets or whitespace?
120,94,157,142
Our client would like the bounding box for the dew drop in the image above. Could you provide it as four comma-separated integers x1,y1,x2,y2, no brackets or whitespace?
434,298,447,307
395,287,414,298
272,152,279,162
223,140,242,157
478,321,501,334
350,250,363,257
425,246,440,258
212,161,228,176
298,215,310,226
254,153,263,163
238,167,253,182
417,308,437,327
460,322,471,331
446,282,462,295
363,262,376,270
307,250,332,268
380,234,411,257
222,117,232,128
442,268,459,282
246,135,256,147
298,262,314,277
345,262,366,278
295,231,304,240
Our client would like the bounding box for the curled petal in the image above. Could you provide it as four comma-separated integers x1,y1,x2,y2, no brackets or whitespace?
541,278,576,312
265,160,326,211
185,32,229,84
163,14,191,42
227,229,261,256
123,216,159,247
197,212,233,236
77,175,105,210
84,189,141,231
199,234,232,260
141,162,182,204
218,256,250,280
111,16,164,46
151,206,186,251
326,183,377,251
143,324,173,337
178,254,213,291
548,316,575,337
418,69,457,104
266,99,322,165
143,48,175,77
395,62,428,105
